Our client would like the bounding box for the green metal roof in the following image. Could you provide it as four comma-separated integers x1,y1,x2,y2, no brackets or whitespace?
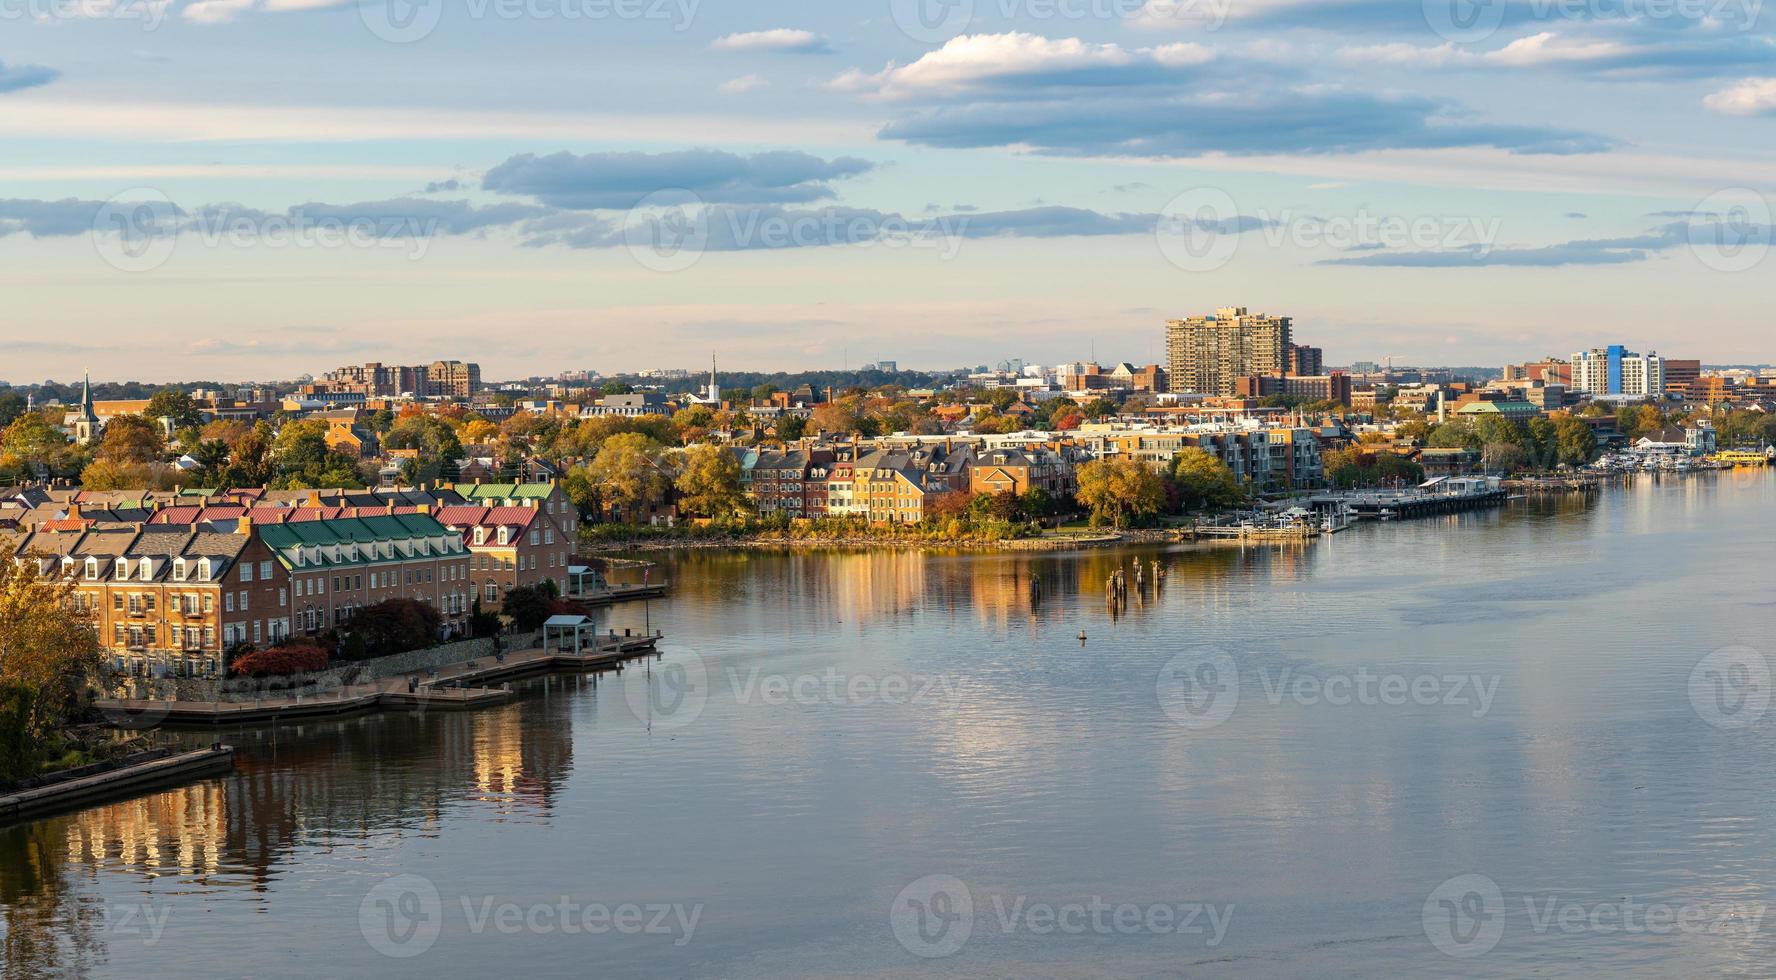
259,514,458,569
451,482,555,500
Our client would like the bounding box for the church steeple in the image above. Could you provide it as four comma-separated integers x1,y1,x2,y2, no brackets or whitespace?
707,353,719,404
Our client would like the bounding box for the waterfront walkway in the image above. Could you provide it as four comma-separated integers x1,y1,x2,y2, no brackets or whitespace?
92,632,663,728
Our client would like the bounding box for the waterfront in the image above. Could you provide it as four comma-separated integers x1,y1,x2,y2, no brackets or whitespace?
4,471,1775,978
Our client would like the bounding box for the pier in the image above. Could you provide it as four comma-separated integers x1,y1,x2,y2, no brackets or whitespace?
92,631,663,728
1307,476,1508,522
0,746,236,825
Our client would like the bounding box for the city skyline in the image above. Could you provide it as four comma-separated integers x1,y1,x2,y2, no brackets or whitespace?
4,4,1776,379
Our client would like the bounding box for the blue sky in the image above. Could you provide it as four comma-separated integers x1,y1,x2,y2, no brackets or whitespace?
3,0,1775,381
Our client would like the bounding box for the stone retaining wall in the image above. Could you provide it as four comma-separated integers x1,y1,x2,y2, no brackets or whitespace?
102,631,542,702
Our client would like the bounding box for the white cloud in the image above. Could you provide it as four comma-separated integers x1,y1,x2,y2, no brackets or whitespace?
827,32,1213,99
718,74,769,95
1705,77,1776,116
181,0,254,22
710,29,828,54
1485,32,1629,66
1127,0,1318,30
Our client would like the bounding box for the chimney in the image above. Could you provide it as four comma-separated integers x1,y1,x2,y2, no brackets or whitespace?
308,489,322,507
238,515,253,535
69,503,81,520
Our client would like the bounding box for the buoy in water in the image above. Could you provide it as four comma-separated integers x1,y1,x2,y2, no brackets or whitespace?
1077,630,1088,644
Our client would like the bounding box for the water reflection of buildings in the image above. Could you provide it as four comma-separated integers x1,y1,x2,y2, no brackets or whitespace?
12,686,578,899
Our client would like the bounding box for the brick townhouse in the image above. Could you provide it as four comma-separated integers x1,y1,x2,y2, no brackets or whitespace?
433,505,572,610
4,511,474,678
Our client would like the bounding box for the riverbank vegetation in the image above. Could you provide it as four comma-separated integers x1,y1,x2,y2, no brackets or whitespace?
0,562,105,788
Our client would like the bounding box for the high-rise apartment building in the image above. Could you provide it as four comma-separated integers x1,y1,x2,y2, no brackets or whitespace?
322,361,482,399
1571,346,1664,398
1165,308,1293,395
1287,344,1323,377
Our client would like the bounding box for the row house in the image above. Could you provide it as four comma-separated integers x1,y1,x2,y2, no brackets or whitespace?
433,505,572,610
1077,424,1323,489
4,512,475,678
3,522,268,678
449,481,580,543
747,449,836,517
967,447,1078,499
851,446,974,524
256,513,474,641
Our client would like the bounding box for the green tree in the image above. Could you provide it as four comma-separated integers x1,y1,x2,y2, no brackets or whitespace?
1074,458,1165,529
144,388,202,431
1169,448,1245,511
1552,414,1600,466
776,415,807,442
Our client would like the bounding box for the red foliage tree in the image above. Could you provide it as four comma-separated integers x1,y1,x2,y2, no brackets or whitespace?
230,642,330,678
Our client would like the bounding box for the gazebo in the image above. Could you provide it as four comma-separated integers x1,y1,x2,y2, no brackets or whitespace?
541,614,595,653
565,565,605,598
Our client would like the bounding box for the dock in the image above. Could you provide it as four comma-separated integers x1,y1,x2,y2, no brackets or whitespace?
0,745,235,825
92,631,663,728
1307,476,1509,522
572,583,669,607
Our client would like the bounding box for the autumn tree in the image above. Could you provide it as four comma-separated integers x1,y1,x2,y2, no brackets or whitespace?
1074,458,1165,529
1169,448,1245,512
588,433,670,522
675,444,746,520
0,561,102,784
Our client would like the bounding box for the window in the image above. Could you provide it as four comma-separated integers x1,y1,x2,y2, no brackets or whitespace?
252,621,261,644
225,593,234,613
278,588,287,607
240,563,253,583
239,590,248,611
113,593,124,611
529,530,539,546
203,593,214,613
544,529,554,545
260,561,273,579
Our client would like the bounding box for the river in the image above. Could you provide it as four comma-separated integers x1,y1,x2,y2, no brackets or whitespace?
3,470,1773,978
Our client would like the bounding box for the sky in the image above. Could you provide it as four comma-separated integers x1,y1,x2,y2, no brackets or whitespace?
2,0,1775,382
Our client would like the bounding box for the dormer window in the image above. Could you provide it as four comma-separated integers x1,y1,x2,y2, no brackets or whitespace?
86,558,100,580
498,527,510,545
197,558,213,581
139,557,152,579
173,558,188,581
473,527,486,545
115,558,130,580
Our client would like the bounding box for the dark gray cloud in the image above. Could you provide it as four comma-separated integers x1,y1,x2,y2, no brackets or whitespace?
878,90,1613,157
0,61,58,93
481,149,876,210
0,198,111,237
423,179,464,193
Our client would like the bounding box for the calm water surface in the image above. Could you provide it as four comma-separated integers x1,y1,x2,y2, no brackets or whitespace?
4,471,1775,978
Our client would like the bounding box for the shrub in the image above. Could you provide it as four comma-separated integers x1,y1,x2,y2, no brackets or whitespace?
343,599,442,658
230,642,330,678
